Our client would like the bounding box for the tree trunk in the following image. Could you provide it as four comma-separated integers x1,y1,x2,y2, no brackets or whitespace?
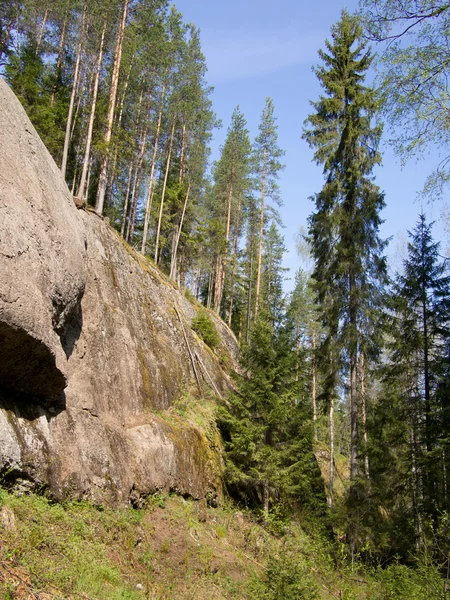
154,119,176,264
121,158,135,238
170,182,191,279
120,88,144,238
61,0,87,178
77,21,106,201
96,0,129,216
349,271,359,486
227,199,242,328
215,174,234,313
51,16,67,107
254,148,266,319
360,351,370,493
141,85,165,254
105,61,133,208
312,328,318,442
328,397,335,509
36,9,48,52
179,122,186,183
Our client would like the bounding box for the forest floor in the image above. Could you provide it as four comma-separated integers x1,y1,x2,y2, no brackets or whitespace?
0,486,445,600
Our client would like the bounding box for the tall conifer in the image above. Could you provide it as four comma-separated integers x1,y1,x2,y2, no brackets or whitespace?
303,11,387,527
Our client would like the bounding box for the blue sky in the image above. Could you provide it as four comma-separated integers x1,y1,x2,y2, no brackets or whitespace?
173,0,449,289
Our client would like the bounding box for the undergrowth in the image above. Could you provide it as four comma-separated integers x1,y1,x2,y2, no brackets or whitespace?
0,486,446,599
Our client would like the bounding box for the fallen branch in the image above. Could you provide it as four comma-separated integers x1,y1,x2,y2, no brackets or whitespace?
193,349,223,400
173,300,202,394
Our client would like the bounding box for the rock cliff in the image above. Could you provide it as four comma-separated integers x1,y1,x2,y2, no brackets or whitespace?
0,78,238,506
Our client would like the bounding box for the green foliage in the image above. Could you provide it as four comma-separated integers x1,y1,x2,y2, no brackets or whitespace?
360,0,450,198
303,11,387,541
248,543,319,600
219,314,326,518
191,310,220,349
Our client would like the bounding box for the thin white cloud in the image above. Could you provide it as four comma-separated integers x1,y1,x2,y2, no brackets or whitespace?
201,27,323,83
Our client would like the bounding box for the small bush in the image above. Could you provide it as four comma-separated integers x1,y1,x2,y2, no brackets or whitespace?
191,311,220,349
248,543,319,599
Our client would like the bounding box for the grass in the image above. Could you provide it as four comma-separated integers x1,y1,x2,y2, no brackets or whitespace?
0,486,445,599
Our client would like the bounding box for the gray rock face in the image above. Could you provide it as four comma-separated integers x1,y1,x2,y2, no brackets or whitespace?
0,78,238,505
0,78,87,399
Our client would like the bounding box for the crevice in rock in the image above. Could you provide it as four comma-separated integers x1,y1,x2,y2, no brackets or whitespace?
53,286,85,359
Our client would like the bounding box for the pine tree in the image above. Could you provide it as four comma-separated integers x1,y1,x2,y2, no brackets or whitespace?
253,97,285,319
303,11,387,532
211,107,252,316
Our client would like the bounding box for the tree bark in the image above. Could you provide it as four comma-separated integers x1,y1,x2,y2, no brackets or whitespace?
170,182,191,279
96,0,129,216
36,9,48,52
141,85,165,254
349,271,359,485
61,0,87,178
312,328,318,442
77,21,106,201
360,351,370,491
121,158,135,238
329,397,335,509
227,199,242,328
51,16,67,107
254,148,266,318
154,118,176,264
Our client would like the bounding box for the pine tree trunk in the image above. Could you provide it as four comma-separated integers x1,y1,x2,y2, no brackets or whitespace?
170,182,191,279
51,16,67,107
246,250,253,343
105,61,133,208
126,126,148,239
154,119,176,264
179,123,186,183
121,158,135,238
96,0,129,216
141,85,165,254
227,199,242,328
254,148,266,319
61,0,87,178
77,21,106,201
215,175,234,312
36,9,48,52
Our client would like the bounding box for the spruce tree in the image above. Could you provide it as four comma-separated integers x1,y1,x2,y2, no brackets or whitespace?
303,11,387,530
388,214,450,531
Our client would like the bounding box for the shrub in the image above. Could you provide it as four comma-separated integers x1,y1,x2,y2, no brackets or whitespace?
248,543,319,600
191,311,220,349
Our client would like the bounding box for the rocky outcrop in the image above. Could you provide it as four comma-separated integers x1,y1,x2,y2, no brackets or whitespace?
0,79,87,399
0,78,238,506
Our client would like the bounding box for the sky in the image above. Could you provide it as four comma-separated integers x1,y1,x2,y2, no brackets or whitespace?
173,0,449,290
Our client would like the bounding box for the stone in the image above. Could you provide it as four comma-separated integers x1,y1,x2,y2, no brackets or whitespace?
0,78,239,506
0,78,87,400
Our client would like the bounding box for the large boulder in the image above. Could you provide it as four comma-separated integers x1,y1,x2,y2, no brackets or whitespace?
0,78,238,506
0,78,87,399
